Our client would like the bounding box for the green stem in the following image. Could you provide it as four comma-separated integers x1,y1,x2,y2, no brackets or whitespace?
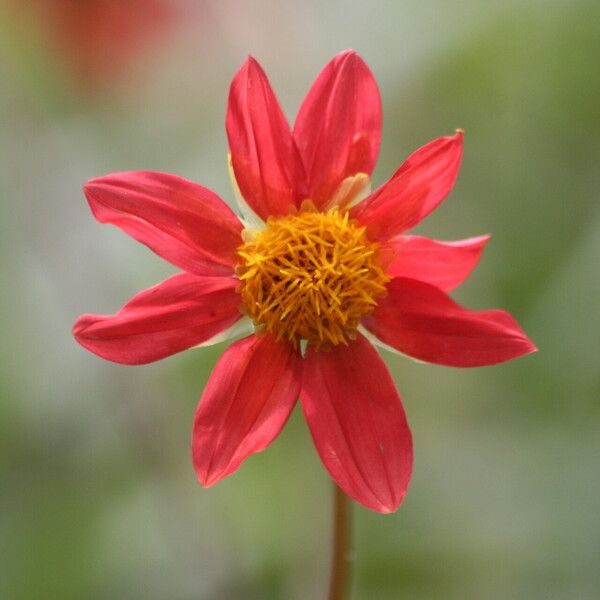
328,484,353,600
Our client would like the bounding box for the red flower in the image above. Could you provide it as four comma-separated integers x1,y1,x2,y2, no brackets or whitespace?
73,51,536,513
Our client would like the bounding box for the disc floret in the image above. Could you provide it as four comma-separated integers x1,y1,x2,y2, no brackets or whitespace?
237,207,390,349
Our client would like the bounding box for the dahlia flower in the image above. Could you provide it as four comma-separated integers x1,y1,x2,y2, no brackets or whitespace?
73,50,536,513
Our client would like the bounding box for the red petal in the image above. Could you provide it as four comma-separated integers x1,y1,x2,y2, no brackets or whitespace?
301,333,413,513
226,57,306,221
351,132,463,241
84,171,243,276
363,277,537,367
192,334,301,486
73,273,241,365
383,234,490,291
294,50,382,209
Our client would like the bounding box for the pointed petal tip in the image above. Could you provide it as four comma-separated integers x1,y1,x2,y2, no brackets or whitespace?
72,313,101,343
500,325,539,361
480,335,538,366
453,233,491,247
84,172,122,190
337,48,357,60
524,338,539,355
454,233,492,248
377,501,400,514
335,49,370,64
335,49,371,72
230,56,255,86
452,129,464,145
71,316,83,337
82,172,130,199
351,479,410,514
497,336,538,365
451,130,464,153
83,178,101,197
369,486,410,514
439,130,463,151
72,314,91,340
195,468,222,488
238,55,265,77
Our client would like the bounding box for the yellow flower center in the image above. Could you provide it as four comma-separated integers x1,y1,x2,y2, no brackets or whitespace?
237,207,390,349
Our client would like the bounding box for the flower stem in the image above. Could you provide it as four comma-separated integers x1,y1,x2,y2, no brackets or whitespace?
328,484,353,600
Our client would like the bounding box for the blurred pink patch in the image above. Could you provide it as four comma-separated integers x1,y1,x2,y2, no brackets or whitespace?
11,0,179,89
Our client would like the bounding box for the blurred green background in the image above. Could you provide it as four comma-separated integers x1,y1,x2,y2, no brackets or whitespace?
1,1,599,598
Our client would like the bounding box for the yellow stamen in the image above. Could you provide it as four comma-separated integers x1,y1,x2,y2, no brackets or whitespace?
237,207,390,349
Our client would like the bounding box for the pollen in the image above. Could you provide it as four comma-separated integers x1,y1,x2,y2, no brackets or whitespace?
236,206,390,349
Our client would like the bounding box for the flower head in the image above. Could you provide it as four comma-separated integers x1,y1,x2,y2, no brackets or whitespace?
237,206,390,348
73,51,536,513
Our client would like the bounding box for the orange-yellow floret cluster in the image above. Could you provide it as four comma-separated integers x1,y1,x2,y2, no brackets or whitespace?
237,207,389,349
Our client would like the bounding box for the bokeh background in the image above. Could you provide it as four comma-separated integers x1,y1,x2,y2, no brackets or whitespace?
1,1,599,598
